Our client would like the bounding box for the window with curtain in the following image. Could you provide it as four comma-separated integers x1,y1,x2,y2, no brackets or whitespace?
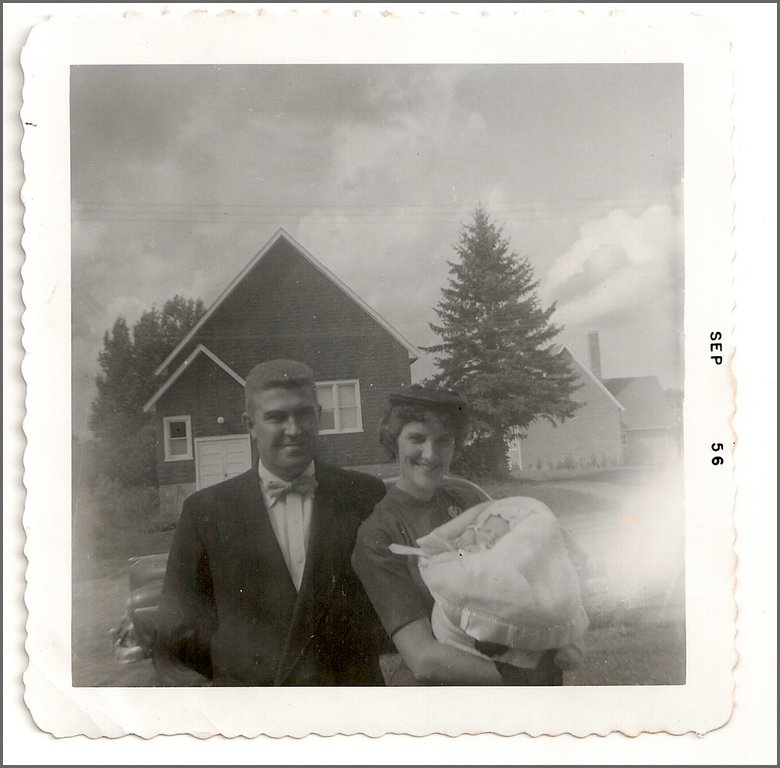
163,415,193,460
315,380,363,434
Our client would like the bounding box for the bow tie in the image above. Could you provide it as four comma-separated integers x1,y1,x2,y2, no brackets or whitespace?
264,476,317,505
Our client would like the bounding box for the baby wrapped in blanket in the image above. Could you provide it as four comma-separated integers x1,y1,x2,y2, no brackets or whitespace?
391,496,588,671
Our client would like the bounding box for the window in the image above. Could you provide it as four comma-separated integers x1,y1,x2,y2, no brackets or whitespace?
316,380,363,435
163,415,193,461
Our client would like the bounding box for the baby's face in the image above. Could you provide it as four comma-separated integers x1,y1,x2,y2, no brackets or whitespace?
454,528,477,548
474,516,510,547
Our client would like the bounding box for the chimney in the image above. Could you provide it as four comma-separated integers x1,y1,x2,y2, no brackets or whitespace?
588,331,603,379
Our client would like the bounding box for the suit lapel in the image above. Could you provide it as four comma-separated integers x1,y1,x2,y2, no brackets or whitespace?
229,469,296,593
275,467,354,684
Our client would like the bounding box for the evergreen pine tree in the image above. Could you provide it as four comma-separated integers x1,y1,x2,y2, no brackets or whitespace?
425,207,581,477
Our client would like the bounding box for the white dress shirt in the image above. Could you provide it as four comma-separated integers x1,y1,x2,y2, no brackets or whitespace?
257,461,315,591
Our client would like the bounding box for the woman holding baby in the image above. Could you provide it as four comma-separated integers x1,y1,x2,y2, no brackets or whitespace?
351,384,584,685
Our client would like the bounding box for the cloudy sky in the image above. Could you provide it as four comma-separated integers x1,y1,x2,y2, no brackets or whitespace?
71,64,683,437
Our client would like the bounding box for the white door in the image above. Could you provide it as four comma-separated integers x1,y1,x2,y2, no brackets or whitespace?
195,435,252,490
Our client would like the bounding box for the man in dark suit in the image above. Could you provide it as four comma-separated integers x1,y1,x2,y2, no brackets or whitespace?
157,359,387,685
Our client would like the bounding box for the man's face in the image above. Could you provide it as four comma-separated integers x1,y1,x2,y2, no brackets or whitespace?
243,385,320,480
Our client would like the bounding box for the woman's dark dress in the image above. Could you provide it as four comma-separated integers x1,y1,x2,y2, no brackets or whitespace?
351,484,562,686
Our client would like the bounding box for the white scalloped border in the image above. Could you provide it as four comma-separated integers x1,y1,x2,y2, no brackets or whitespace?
16,4,738,741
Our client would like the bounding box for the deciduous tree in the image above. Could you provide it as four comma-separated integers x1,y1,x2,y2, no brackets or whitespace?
89,295,204,486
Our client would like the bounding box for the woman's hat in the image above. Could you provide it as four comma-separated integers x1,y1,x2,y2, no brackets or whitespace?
388,384,469,411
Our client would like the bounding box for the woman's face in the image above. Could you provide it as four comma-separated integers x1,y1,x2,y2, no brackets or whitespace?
395,417,456,500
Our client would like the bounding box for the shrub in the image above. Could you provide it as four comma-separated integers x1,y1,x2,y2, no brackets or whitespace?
93,423,159,488
90,475,161,534
559,454,577,469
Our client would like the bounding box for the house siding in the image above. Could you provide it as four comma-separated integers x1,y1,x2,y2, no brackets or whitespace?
519,353,623,470
156,353,247,493
604,377,676,431
165,238,411,382
604,377,679,467
623,427,675,466
316,340,409,467
151,236,412,502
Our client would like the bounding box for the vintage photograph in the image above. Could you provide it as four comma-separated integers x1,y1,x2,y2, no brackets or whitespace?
16,8,743,741
70,63,685,689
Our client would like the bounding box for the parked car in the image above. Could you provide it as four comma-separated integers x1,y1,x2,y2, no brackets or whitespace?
110,474,492,685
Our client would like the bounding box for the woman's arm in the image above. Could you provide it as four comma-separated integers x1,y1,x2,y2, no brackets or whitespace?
352,509,502,685
392,617,503,685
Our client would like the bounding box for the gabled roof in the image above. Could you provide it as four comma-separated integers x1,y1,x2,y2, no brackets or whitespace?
603,376,676,429
557,345,625,411
143,344,244,413
154,228,420,375
601,377,636,399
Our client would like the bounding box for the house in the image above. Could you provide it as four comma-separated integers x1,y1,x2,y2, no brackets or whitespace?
509,343,624,471
510,332,681,470
143,229,420,521
602,376,680,466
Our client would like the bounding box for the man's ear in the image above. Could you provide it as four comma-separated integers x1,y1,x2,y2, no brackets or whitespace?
242,412,253,432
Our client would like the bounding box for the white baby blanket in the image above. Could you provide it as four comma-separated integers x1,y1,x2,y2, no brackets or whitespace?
391,496,588,668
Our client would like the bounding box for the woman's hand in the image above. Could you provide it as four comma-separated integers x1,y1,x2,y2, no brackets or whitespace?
392,617,503,685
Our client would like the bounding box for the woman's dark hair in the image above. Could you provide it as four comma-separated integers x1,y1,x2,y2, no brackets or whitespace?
378,400,471,460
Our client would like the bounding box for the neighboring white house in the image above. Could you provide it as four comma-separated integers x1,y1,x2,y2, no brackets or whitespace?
509,342,624,470
509,333,680,470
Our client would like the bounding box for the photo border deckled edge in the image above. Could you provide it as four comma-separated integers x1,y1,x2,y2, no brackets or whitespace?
17,6,737,739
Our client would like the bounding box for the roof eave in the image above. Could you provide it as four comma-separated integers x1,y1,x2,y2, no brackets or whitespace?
154,228,421,374
143,344,245,413
558,345,626,411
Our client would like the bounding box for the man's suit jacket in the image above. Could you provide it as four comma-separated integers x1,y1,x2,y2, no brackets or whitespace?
158,463,387,686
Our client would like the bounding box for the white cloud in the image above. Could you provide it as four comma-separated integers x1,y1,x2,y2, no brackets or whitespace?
545,202,682,330
544,200,684,388
105,295,148,327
